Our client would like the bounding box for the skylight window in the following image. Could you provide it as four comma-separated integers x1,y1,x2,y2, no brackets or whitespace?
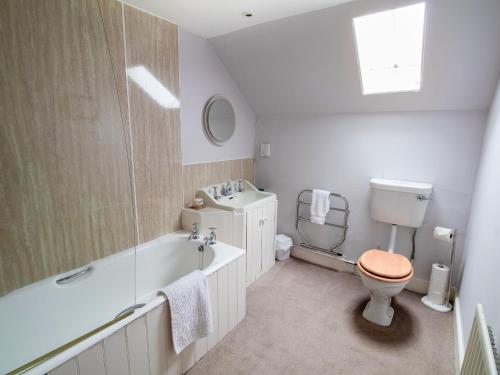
353,3,426,95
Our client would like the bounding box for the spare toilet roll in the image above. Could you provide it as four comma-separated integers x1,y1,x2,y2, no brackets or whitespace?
433,226,455,243
427,263,450,305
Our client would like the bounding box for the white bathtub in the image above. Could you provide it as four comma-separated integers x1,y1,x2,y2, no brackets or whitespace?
0,231,245,375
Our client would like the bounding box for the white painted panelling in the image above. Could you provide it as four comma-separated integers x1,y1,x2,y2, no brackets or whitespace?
181,343,196,373
103,329,130,375
237,256,246,323
49,359,78,375
126,317,150,375
217,267,229,340
206,273,219,350
77,343,105,375
145,305,169,375
194,337,207,363
227,261,238,331
163,303,182,375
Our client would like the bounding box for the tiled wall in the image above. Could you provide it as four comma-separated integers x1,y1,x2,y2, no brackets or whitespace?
183,159,255,207
48,256,246,375
0,0,182,295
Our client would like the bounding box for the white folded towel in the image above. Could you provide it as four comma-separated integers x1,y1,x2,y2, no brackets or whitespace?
310,189,331,225
159,270,213,354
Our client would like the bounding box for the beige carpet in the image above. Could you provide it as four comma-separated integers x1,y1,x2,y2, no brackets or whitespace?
188,258,454,375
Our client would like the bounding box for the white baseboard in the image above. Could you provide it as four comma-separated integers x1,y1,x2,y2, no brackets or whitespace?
405,277,429,294
290,246,355,273
454,296,464,375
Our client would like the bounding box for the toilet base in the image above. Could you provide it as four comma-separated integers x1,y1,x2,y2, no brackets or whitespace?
362,295,394,326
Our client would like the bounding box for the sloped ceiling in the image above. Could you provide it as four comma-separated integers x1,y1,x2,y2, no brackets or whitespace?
121,0,354,38
210,0,500,115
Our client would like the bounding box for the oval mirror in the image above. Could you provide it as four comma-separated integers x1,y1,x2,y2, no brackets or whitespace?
203,96,236,145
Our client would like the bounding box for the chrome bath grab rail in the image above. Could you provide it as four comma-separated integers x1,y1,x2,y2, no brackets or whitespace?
56,265,93,285
295,189,350,257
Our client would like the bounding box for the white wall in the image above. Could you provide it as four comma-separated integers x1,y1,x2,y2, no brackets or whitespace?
179,29,256,165
255,111,486,285
458,79,500,345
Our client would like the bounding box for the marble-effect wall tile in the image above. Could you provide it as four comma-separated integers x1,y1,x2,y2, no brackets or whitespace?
123,5,183,243
183,159,255,207
0,0,135,295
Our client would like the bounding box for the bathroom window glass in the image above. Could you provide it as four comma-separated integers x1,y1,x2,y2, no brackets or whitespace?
353,2,426,95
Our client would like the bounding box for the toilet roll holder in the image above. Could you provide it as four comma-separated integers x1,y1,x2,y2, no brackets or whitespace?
421,227,456,312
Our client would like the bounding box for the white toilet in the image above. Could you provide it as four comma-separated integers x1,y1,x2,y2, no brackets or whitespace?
358,178,432,326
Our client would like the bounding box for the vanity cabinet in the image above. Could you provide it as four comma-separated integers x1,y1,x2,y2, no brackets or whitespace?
246,200,277,284
193,180,277,286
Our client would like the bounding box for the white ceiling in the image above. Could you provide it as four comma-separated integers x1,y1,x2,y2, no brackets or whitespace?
210,0,500,115
121,0,354,38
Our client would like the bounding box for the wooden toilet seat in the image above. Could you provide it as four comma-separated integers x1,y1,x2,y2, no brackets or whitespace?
357,249,413,283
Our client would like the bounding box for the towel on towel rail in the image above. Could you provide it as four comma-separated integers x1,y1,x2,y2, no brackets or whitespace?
159,270,213,354
310,189,331,225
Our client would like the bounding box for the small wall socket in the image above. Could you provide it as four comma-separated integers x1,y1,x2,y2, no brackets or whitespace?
260,143,271,157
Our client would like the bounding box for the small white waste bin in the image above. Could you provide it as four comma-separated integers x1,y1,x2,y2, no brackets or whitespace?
275,234,293,261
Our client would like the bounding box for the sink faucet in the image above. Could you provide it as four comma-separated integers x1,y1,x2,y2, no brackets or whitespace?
212,185,220,200
221,181,233,196
188,222,200,240
235,179,244,193
203,227,217,245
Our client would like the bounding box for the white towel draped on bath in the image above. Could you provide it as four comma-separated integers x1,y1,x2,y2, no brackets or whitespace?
310,189,331,225
159,270,213,354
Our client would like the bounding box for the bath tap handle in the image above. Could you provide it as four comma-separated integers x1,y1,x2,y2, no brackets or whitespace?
204,227,217,245
189,222,200,240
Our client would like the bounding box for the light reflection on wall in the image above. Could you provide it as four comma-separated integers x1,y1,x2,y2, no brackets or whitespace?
127,66,180,108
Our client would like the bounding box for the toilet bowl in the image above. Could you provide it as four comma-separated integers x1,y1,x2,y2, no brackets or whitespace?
357,249,413,326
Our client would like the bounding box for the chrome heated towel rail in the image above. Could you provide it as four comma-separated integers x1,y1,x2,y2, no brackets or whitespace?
295,189,349,257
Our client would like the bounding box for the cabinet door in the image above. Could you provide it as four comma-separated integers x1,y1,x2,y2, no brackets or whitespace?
261,200,276,275
246,206,263,285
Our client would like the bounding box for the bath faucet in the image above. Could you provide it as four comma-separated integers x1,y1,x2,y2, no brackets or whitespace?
212,185,220,200
188,222,200,240
204,227,217,245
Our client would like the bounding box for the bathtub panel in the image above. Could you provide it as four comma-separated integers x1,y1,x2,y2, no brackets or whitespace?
237,255,247,323
77,343,105,375
207,272,219,350
103,329,130,375
217,266,229,340
194,336,208,362
38,255,245,375
163,303,183,375
181,343,196,373
146,305,169,375
49,359,78,375
228,260,238,331
126,316,151,375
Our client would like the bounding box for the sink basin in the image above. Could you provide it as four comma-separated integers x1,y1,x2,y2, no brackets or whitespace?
196,180,275,211
216,191,271,209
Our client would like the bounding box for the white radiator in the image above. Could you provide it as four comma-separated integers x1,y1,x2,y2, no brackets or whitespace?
461,305,499,375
